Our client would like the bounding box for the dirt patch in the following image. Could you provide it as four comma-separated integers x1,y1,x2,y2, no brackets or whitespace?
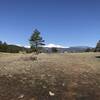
0,71,68,100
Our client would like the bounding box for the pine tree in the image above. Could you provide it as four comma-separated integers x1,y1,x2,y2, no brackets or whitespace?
51,47,58,53
29,29,45,54
95,40,100,52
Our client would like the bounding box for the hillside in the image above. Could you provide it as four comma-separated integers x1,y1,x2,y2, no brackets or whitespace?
43,46,92,53
0,43,29,53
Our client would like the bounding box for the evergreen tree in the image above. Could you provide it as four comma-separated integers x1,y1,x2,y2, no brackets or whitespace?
51,47,58,53
85,48,91,52
29,29,45,53
95,40,100,52
2,42,8,52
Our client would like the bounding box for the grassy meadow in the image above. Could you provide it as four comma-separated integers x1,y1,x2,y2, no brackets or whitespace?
0,52,100,100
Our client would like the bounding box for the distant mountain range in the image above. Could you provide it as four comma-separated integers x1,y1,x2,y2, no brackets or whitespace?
42,46,93,53
1,44,92,53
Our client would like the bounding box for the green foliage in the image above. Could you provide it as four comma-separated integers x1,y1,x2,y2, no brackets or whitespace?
95,40,100,52
85,48,91,52
29,29,45,53
26,48,33,53
51,47,58,53
7,45,22,53
0,42,8,52
0,41,29,53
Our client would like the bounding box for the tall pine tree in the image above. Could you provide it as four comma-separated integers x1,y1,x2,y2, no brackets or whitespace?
29,29,45,53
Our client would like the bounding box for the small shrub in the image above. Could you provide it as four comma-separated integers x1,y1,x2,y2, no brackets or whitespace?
51,47,58,53
30,56,37,61
21,56,37,61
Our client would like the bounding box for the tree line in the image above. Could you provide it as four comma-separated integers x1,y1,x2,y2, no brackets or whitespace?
0,41,28,53
0,29,100,53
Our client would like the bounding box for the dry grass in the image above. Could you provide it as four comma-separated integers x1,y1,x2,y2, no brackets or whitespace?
0,52,100,100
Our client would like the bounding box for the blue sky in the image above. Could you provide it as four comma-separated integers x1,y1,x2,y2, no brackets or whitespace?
0,0,100,47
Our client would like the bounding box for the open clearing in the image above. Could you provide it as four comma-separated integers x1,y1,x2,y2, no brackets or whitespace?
0,52,100,100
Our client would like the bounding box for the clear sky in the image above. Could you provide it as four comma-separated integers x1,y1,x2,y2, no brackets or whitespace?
0,0,100,47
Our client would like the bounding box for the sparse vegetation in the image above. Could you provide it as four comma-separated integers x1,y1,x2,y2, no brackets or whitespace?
0,32,100,100
0,53,100,100
0,0,99,99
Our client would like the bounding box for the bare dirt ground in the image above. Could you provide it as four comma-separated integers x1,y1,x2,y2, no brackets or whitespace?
0,52,100,100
